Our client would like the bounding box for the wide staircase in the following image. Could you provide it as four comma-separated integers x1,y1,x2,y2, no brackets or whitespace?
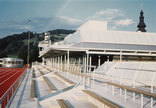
9,62,156,108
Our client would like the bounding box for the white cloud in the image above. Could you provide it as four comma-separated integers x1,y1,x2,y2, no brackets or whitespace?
58,16,83,25
88,8,124,22
86,8,135,30
96,9,123,17
115,19,134,26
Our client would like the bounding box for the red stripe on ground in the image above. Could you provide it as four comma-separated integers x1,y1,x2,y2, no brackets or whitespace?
0,68,26,101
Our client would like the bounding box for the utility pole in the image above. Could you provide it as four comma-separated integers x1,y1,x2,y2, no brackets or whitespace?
27,20,31,68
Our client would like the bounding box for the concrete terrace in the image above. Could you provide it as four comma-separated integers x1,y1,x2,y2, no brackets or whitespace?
9,63,156,108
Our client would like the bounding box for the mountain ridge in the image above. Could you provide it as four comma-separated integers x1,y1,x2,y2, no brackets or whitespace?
0,29,75,64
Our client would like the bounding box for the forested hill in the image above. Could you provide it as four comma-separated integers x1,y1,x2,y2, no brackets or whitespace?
0,29,75,64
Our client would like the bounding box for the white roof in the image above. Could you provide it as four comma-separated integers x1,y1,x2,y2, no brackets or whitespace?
63,20,156,46
38,20,156,57
78,20,107,31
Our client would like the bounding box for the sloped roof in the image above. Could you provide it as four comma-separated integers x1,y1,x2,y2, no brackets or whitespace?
63,20,156,46
40,20,156,57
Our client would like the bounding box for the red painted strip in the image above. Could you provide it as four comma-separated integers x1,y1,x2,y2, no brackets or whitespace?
0,68,26,101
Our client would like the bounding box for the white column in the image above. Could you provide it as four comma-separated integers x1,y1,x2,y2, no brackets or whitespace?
120,51,122,61
141,94,143,108
42,57,45,65
98,55,101,67
89,55,92,73
133,92,135,101
61,55,62,72
124,89,127,101
67,51,70,72
84,54,86,73
79,57,81,65
107,55,109,62
86,53,89,73
64,54,66,72
151,97,153,108
58,56,59,71
67,51,69,65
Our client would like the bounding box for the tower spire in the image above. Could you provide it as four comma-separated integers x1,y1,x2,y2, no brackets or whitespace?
137,0,147,32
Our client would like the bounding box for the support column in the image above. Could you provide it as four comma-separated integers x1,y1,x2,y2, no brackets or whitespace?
79,57,81,65
61,55,62,72
67,51,69,65
141,94,143,108
98,55,101,67
67,50,70,72
86,53,89,73
120,51,122,61
84,54,86,73
42,57,45,65
107,55,109,62
124,89,127,101
151,97,153,108
64,54,66,72
89,55,92,73
133,92,135,101
58,56,59,71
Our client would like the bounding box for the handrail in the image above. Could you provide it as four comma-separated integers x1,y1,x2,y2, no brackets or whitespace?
105,82,156,98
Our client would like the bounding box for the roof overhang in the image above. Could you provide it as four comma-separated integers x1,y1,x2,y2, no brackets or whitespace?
39,44,156,58
39,46,88,58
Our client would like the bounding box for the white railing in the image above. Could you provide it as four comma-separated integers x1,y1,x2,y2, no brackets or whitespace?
93,61,156,92
93,62,117,74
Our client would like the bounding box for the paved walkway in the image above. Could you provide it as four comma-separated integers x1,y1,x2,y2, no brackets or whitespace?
10,69,37,108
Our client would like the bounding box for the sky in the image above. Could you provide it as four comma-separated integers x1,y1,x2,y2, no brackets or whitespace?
0,0,155,38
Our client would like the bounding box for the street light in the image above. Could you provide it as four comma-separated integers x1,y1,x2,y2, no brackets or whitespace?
27,20,31,68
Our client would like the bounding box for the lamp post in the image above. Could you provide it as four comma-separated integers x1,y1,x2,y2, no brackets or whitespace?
27,20,31,68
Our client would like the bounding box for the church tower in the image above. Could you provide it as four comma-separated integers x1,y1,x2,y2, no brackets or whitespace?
137,10,147,32
137,0,147,32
